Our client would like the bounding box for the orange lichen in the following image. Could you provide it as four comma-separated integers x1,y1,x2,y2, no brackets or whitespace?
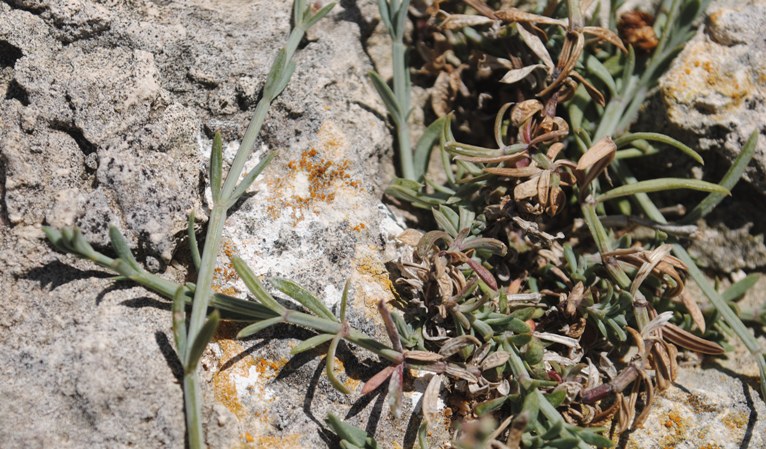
721,410,749,431
326,356,361,391
212,240,240,296
698,444,721,449
212,338,253,419
266,148,361,223
664,411,683,429
249,433,303,449
354,255,397,321
352,223,366,231
657,410,688,449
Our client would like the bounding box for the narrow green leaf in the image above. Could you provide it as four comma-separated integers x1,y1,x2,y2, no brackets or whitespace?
303,2,336,29
475,395,508,416
621,46,636,92
568,86,589,132
722,274,760,303
229,255,285,313
368,71,401,120
541,419,564,440
470,318,494,340
325,334,351,394
521,387,540,423
413,116,448,177
210,292,282,321
432,207,458,237
339,279,350,322
586,55,617,96
271,60,296,100
417,421,428,449
293,0,306,27
546,438,582,448
108,226,139,270
172,286,188,365
461,237,507,256
393,0,412,37
187,212,201,271
545,388,567,408
325,413,368,447
271,277,336,321
596,178,729,203
385,184,442,207
228,151,276,205
237,316,283,339
43,226,68,253
291,333,335,354
457,207,475,231
678,0,702,28
613,132,703,164
376,0,393,33
264,49,287,100
485,316,531,334
680,131,758,224
71,228,96,259
210,132,223,202
578,429,613,447
186,310,220,371
524,338,544,365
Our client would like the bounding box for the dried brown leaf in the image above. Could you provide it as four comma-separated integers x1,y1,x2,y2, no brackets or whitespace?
663,323,724,355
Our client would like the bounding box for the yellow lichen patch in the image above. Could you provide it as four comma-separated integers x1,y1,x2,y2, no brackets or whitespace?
317,121,347,158
212,239,240,296
662,40,757,119
323,355,362,391
353,253,397,322
352,222,367,232
721,410,749,432
211,338,253,419
658,410,688,449
265,147,361,223
249,433,303,449
698,444,721,449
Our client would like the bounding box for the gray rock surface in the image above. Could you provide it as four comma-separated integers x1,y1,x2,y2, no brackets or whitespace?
655,0,766,192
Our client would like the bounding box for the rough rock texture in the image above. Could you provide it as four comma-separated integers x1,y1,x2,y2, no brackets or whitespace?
1,1,765,449
655,0,766,192
623,368,765,449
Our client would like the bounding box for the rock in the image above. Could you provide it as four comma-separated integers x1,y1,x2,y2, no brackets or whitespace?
626,368,766,449
655,0,766,192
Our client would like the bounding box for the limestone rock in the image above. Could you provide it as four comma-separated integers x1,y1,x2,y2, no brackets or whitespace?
656,0,766,192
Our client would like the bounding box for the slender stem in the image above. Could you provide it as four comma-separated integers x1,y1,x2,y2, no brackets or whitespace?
187,205,227,346
219,97,274,200
184,371,204,449
392,42,414,180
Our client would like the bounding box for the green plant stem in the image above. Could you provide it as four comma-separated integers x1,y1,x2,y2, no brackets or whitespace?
184,371,204,449
187,205,226,347
392,41,414,180
503,338,594,448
